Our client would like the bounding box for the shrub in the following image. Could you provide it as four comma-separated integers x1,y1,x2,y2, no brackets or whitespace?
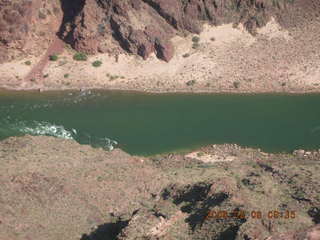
186,80,196,86
110,75,119,81
43,74,49,78
192,43,200,49
197,152,205,157
192,36,200,43
73,52,87,61
233,81,240,88
182,53,190,58
92,60,102,67
49,54,58,61
210,37,216,41
64,73,69,78
24,60,31,66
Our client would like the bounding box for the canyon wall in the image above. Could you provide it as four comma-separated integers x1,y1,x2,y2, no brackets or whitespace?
0,0,319,63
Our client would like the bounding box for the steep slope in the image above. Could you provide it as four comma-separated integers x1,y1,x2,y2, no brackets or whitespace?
0,0,63,63
1,0,319,63
0,136,319,239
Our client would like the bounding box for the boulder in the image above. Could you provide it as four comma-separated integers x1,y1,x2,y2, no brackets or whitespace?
155,40,174,62
293,149,305,157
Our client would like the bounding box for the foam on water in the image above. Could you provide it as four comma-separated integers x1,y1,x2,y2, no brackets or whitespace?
0,119,118,151
20,121,76,140
0,119,76,140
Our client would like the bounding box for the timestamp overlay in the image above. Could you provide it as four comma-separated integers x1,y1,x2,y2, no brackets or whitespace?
205,210,296,220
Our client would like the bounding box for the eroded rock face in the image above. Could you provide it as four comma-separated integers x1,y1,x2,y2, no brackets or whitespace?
0,0,319,63
0,0,63,63
57,0,301,62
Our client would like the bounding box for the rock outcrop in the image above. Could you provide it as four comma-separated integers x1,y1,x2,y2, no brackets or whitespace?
0,136,319,240
0,0,63,63
1,0,320,63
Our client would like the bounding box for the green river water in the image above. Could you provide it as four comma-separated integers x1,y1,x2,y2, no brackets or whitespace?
0,90,320,156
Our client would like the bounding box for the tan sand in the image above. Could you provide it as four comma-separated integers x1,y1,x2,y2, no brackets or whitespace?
1,19,320,93
185,151,236,163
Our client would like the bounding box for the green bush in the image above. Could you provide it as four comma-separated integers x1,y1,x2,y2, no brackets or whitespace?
24,61,31,66
110,75,119,81
43,74,49,78
182,53,190,58
192,36,200,43
64,73,69,78
197,152,205,157
92,60,102,67
186,80,196,86
73,52,87,61
49,55,58,61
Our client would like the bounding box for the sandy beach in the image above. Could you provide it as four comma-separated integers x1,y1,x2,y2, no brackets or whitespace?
1,19,320,94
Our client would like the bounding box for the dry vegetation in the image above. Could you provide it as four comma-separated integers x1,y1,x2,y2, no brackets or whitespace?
0,136,319,240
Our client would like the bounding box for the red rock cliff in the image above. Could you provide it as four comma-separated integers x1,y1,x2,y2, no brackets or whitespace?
0,0,319,63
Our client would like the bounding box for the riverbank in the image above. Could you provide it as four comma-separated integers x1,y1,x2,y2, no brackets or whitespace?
1,19,320,94
0,135,319,240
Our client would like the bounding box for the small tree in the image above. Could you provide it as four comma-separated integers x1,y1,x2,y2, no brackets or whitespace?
92,60,102,67
186,80,196,86
24,60,31,66
73,52,87,61
49,54,58,61
192,36,200,43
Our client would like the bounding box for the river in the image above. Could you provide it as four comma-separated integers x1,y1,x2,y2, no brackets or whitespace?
0,90,320,156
